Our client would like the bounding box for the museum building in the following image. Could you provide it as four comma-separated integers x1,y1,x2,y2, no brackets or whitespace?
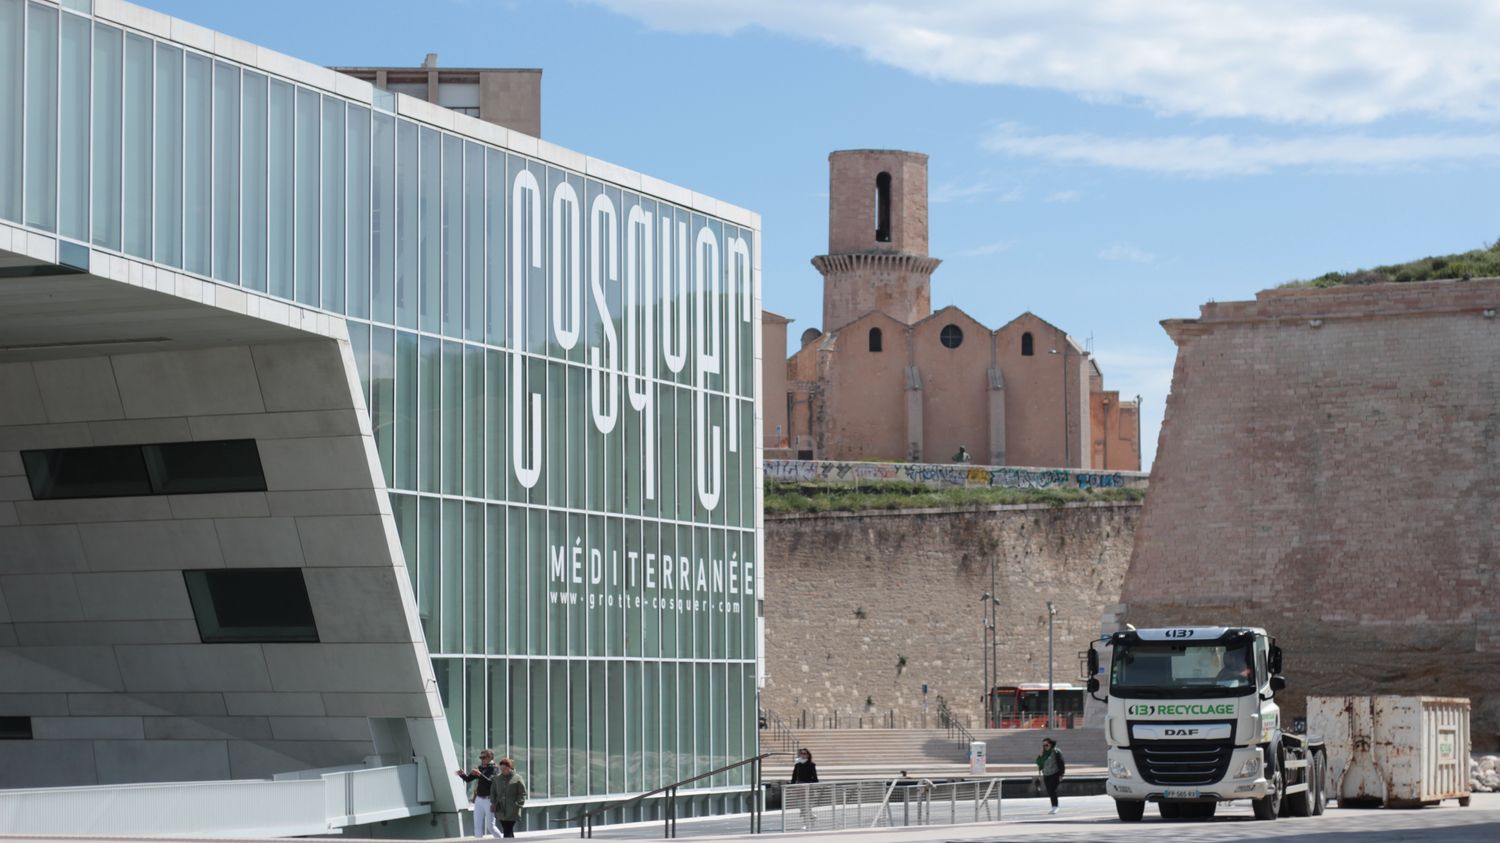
0,0,763,833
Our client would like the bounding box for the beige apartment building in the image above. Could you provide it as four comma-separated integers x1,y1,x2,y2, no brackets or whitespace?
765,150,1140,470
332,53,541,137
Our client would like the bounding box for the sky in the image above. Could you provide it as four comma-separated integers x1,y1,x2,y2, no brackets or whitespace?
150,0,1500,468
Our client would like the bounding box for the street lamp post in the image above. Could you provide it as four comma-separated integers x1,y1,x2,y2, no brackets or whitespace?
1046,601,1057,729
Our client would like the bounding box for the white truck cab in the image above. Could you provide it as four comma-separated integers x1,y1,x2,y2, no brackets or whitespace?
1089,626,1327,822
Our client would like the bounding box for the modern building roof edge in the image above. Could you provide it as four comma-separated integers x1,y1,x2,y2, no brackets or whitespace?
95,0,760,231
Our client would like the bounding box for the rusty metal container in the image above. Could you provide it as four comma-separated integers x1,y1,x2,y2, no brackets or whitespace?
1308,695,1471,808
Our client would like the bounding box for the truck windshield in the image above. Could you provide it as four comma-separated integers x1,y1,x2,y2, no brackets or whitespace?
1110,641,1256,698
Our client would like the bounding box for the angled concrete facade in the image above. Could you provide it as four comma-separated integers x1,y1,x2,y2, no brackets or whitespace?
0,0,762,832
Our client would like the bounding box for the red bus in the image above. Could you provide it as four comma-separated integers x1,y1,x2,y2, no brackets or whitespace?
987,683,1085,728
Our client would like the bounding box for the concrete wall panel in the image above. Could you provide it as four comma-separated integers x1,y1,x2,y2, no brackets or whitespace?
68,692,227,717
0,525,88,573
213,517,304,566
79,520,224,571
94,739,231,784
0,742,96,787
14,619,202,646
115,645,273,693
0,574,83,622
112,347,266,418
33,358,124,422
0,646,125,693
74,572,194,621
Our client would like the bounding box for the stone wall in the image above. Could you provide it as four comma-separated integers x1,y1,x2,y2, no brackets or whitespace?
762,502,1140,727
1123,278,1500,750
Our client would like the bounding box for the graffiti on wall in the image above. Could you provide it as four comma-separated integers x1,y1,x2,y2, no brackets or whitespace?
763,460,1145,491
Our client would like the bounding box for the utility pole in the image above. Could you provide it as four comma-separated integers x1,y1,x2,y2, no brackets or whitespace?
990,554,998,726
980,592,990,728
1047,601,1057,729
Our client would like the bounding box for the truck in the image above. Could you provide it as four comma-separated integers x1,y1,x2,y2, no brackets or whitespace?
1087,626,1328,822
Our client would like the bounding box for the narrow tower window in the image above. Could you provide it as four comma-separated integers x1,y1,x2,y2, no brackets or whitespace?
875,172,891,242
869,327,883,352
1021,332,1034,356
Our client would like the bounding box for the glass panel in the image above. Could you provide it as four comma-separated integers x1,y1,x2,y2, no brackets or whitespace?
267,80,293,298
58,11,87,240
507,508,526,654
485,505,505,655
392,492,416,588
508,660,529,773
441,133,462,336
418,127,440,332
465,658,485,762
182,51,210,274
417,495,439,645
549,662,567,797
588,660,606,794
345,104,370,318
484,348,507,501
418,335,440,493
395,330,417,490
440,499,460,653
240,71,267,292
395,119,418,328
465,142,484,341
152,43,181,267
485,149,506,346
608,661,625,791
441,340,462,496
464,346,483,498
487,656,509,755
321,96,345,312
24,2,58,232
370,326,395,487
211,61,239,279
463,502,482,653
90,24,122,249
0,0,22,222
347,319,371,408
372,112,396,323
642,662,658,789
294,87,319,305
529,660,549,797
183,569,317,643
143,440,266,494
569,660,587,796
121,34,152,256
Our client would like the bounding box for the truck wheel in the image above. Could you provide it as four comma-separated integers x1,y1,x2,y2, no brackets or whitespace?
1116,800,1145,822
1312,753,1327,816
1252,760,1283,821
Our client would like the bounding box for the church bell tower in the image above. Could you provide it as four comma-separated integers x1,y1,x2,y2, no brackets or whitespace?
813,150,941,332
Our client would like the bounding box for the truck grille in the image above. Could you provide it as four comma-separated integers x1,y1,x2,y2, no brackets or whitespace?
1130,741,1235,787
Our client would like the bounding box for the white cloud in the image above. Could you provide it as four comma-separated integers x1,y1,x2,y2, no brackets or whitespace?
1044,190,1079,203
585,1,1500,125
1100,242,1156,264
930,181,994,203
983,123,1500,177
958,240,1013,257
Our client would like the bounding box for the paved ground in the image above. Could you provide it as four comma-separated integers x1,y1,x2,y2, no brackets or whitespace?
525,793,1500,841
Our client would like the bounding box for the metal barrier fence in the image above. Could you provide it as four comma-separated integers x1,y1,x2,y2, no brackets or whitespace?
780,778,1002,832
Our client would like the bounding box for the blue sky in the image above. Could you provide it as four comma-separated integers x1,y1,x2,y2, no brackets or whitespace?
150,0,1500,468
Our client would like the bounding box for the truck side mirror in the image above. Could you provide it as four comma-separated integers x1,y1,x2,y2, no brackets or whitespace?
1087,645,1099,677
1087,677,1100,694
1269,674,1286,693
1269,644,1283,674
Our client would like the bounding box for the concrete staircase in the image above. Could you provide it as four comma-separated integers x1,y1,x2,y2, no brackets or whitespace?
762,727,1105,781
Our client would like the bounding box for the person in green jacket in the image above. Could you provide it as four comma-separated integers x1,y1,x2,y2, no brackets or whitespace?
1035,738,1066,815
490,757,528,838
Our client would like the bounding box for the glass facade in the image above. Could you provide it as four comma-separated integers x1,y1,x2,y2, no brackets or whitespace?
0,0,760,820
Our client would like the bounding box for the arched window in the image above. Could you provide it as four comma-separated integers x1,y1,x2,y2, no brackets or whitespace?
940,324,963,349
868,327,883,352
1021,332,1034,356
875,172,891,242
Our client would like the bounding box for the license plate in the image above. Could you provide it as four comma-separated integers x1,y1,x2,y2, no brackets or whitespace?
1165,789,1200,799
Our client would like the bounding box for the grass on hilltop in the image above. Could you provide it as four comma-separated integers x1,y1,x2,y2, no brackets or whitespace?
764,480,1145,515
1282,238,1500,289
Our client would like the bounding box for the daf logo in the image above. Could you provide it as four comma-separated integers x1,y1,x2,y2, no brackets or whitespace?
1164,728,1200,737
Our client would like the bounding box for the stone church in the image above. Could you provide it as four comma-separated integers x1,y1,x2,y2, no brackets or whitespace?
763,150,1141,470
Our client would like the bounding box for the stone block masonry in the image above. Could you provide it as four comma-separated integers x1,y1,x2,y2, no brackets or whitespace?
762,501,1140,728
1123,277,1500,749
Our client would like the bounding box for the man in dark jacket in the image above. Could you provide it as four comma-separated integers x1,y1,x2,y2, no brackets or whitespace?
456,749,500,837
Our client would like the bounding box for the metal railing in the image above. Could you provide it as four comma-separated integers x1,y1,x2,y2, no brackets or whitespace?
780,777,1002,832
568,753,785,838
760,708,801,755
937,698,977,747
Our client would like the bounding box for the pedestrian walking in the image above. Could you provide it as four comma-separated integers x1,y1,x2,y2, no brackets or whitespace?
1035,737,1066,815
489,756,528,838
790,749,819,829
455,749,500,838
